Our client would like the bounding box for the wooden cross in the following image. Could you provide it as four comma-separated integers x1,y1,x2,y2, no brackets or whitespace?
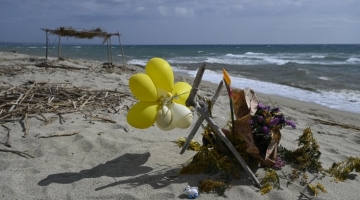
180,64,261,188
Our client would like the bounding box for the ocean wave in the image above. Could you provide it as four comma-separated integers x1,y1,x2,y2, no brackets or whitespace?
127,59,147,66
244,52,266,56
182,69,360,114
263,57,288,65
297,68,310,74
318,76,332,81
346,57,360,64
311,55,325,59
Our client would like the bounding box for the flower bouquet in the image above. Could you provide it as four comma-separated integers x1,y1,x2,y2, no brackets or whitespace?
230,88,296,167
249,101,296,166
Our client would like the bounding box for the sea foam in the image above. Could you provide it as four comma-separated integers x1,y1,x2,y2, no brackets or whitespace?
172,67,360,114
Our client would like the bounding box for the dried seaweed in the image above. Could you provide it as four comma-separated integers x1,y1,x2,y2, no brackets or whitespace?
327,156,360,182
42,27,119,39
199,179,230,196
260,168,280,195
307,182,327,196
278,127,322,172
179,125,251,178
311,118,360,131
174,138,201,151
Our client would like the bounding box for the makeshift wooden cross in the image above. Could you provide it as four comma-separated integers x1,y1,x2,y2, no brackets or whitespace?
180,64,262,188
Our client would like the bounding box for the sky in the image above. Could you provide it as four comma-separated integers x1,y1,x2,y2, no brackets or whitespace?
1,0,360,45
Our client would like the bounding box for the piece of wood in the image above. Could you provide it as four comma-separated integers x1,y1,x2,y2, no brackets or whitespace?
37,131,79,138
9,93,24,112
22,112,29,138
180,80,223,154
0,148,34,158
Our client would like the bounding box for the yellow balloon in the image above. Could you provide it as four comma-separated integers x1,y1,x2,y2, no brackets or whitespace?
127,102,158,129
129,73,158,102
145,58,174,92
172,82,192,106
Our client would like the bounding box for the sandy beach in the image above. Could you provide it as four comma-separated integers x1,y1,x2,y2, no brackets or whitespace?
1,51,359,200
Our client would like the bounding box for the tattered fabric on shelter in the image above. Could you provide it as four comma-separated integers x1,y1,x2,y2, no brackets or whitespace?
41,27,125,66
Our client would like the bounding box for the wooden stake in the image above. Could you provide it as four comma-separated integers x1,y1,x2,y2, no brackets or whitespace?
23,112,28,138
38,131,79,138
0,148,34,158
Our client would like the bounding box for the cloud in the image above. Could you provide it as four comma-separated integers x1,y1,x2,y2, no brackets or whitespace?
175,7,194,17
1,0,360,44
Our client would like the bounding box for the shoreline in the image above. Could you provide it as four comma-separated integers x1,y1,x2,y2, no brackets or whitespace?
1,51,359,199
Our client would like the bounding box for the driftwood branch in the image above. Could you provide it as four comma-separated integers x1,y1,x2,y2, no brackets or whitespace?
37,131,79,138
1,124,12,147
300,192,314,200
0,148,34,158
35,62,89,70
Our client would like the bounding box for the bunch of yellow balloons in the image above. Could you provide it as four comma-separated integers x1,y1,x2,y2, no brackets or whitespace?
127,57,193,130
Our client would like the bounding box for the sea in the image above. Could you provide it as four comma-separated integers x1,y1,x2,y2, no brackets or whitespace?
1,43,360,114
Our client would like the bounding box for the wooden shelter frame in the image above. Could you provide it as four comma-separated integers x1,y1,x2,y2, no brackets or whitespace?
41,27,126,66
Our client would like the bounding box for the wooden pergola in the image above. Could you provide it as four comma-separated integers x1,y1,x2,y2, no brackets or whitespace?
41,27,125,66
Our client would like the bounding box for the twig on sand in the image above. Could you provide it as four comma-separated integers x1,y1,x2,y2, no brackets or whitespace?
1,124,12,147
37,131,79,138
0,148,34,158
300,192,314,200
22,111,29,138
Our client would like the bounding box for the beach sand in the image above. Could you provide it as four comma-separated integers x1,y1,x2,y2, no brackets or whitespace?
1,51,359,200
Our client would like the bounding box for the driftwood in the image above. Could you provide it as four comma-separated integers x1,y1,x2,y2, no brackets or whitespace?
1,124,11,147
37,131,79,138
0,148,34,158
35,62,89,70
0,82,129,122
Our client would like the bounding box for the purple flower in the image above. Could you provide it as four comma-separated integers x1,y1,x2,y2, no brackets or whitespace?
269,118,280,126
258,103,269,110
273,157,285,170
285,120,296,129
271,107,280,113
262,126,270,134
257,116,263,122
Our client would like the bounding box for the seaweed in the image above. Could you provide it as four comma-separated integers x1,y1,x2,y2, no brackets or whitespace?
174,138,201,152
260,168,280,195
327,156,360,182
199,179,230,196
307,182,327,196
179,145,242,178
278,127,322,172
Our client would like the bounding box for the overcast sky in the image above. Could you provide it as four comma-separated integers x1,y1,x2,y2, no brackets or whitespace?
1,0,359,45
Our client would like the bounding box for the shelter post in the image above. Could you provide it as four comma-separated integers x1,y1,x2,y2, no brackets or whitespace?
109,37,113,65
117,32,126,66
45,29,49,60
57,36,61,59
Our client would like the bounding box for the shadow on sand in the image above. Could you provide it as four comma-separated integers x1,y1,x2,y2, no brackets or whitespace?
38,152,153,186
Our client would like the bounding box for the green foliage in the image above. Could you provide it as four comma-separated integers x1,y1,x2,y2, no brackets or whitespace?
199,179,231,196
174,138,201,151
328,156,360,182
179,124,256,178
278,127,322,172
260,168,280,195
307,182,327,196
179,145,242,178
